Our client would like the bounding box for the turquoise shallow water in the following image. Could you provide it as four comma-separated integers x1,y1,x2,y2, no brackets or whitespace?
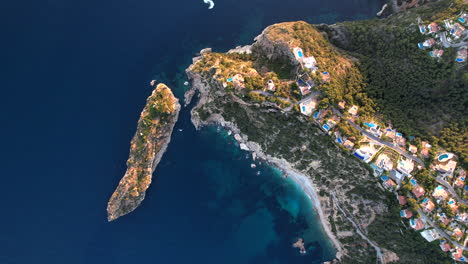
151,122,336,263
1,0,384,262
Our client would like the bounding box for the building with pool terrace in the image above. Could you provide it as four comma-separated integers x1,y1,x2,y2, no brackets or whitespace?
353,143,381,163
433,153,458,178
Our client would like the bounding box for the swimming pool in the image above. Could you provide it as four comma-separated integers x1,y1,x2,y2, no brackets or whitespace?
396,132,402,137
456,58,464,62
322,124,330,131
410,179,417,186
422,198,428,203
448,200,455,205
364,122,376,128
337,138,343,144
459,17,466,23
313,112,319,119
297,50,303,58
419,26,425,33
381,176,389,181
301,106,306,112
418,43,424,49
227,77,233,82
438,153,452,162
354,153,365,160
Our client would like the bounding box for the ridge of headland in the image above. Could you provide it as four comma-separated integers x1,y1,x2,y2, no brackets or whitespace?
107,83,180,222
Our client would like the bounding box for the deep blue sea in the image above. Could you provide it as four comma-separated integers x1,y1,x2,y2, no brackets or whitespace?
1,0,384,263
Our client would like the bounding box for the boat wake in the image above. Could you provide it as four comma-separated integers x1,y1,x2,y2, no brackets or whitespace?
203,0,214,9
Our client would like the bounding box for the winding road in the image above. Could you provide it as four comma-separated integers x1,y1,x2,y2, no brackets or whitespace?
440,32,468,48
417,208,468,251
331,108,426,167
430,174,468,206
253,90,427,168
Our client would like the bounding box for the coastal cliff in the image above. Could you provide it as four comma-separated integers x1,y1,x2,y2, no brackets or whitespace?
183,0,465,259
107,83,180,222
184,23,389,263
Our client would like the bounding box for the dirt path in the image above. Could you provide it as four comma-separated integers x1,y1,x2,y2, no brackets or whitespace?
332,193,384,264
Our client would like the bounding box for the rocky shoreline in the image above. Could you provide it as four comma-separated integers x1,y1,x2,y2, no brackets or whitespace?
184,66,344,262
107,83,180,222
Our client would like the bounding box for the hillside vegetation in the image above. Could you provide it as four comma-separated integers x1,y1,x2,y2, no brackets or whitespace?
325,0,467,163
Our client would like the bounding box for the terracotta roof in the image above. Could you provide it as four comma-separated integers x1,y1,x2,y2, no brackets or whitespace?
410,218,424,230
423,200,435,213
454,228,463,237
385,179,396,188
398,195,407,205
452,248,463,261
338,101,346,109
412,186,426,198
440,243,451,252
420,148,430,158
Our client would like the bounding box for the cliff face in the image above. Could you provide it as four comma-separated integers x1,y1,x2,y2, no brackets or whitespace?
107,83,180,222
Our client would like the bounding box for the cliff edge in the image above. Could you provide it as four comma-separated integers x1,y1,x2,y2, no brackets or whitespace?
107,83,180,221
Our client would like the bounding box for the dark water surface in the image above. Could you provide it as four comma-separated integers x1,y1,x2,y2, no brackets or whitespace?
1,0,384,263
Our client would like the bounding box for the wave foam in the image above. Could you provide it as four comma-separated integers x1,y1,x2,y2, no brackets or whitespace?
203,0,214,9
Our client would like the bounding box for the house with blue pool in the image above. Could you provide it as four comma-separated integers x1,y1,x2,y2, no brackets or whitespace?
419,24,426,34
293,47,304,61
459,13,467,25
299,97,318,116
456,47,467,62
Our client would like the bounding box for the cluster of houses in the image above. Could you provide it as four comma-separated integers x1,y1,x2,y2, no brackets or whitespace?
249,23,468,261
293,47,332,96
228,39,468,261
417,11,468,62
360,128,467,260
294,73,468,260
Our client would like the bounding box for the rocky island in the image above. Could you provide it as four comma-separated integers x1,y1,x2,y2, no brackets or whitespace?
185,0,467,262
107,83,180,221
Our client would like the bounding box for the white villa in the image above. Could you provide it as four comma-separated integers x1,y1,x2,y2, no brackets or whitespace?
303,56,319,72
375,153,394,171
420,229,441,242
299,97,318,116
397,158,414,175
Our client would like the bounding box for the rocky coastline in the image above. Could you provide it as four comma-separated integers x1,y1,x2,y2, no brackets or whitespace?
183,21,403,261
184,63,344,262
107,83,180,222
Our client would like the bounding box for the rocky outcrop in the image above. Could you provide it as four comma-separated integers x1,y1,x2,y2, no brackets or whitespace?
390,0,441,13
252,23,301,73
107,83,180,221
